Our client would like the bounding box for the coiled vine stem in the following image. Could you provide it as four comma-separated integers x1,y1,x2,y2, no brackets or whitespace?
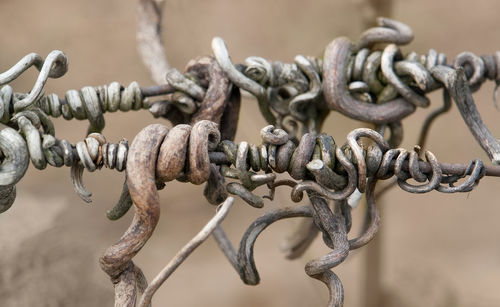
1,14,500,307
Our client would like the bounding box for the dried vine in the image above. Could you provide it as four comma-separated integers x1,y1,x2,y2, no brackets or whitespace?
0,2,499,306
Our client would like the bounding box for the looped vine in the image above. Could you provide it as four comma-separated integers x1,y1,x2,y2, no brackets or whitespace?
1,13,500,307
215,126,485,206
212,37,327,138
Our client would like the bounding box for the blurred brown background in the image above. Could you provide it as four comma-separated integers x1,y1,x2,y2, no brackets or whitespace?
0,0,500,306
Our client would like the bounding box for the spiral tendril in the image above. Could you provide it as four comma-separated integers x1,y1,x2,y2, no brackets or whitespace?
0,15,499,307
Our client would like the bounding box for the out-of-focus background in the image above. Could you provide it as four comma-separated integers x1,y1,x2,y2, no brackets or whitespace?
0,0,500,306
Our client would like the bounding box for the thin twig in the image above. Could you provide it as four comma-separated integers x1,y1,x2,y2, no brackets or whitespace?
138,197,235,307
137,0,170,85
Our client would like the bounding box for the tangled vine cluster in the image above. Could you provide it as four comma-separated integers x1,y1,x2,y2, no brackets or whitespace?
1,1,500,306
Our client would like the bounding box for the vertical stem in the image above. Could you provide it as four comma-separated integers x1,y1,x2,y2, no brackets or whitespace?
356,1,393,303
363,203,384,307
136,0,170,85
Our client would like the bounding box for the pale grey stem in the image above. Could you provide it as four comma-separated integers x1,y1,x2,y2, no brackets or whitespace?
0,50,67,86
211,37,264,98
71,161,92,203
138,197,235,307
0,126,29,213
137,0,170,85
0,53,44,85
0,126,29,186
431,66,500,164
356,17,413,50
13,50,68,111
212,37,276,124
164,69,205,101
